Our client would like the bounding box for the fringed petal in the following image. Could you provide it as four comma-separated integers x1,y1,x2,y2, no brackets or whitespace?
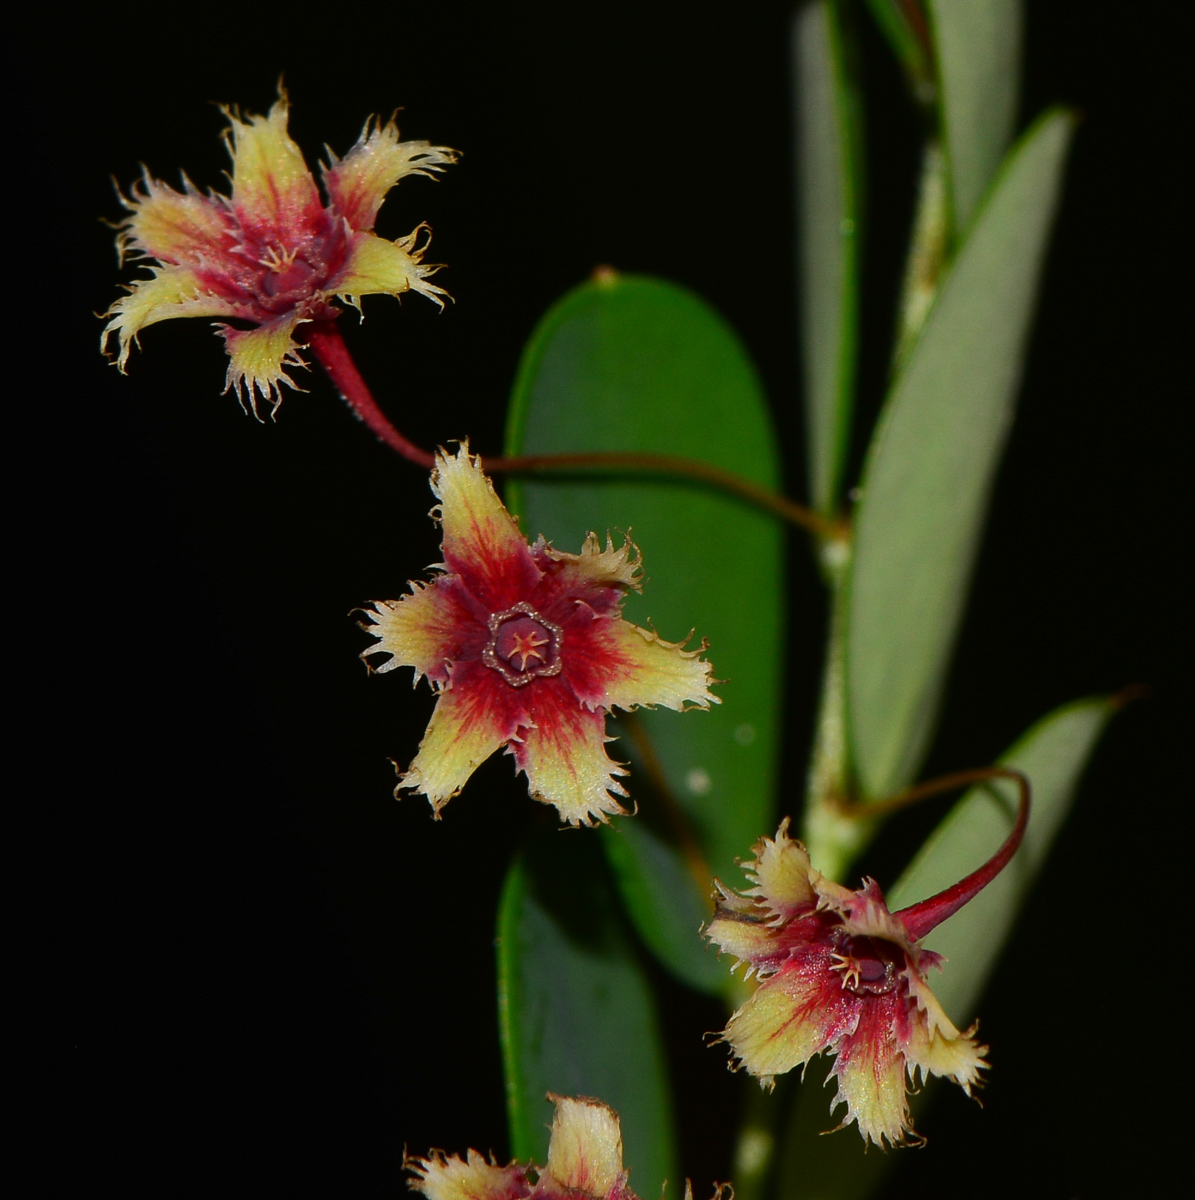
534,533,643,617
721,968,849,1086
334,228,450,308
544,1095,624,1198
741,819,819,920
323,115,457,230
703,911,784,975
573,618,717,714
398,667,519,814
830,998,911,1148
114,174,237,269
219,316,306,415
902,972,988,1093
510,697,628,827
430,446,541,610
102,268,241,371
224,94,323,242
408,1149,530,1200
359,578,482,688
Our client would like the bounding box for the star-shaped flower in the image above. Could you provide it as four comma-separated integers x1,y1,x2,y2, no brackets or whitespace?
102,91,456,412
360,445,718,826
409,1094,710,1200
705,819,989,1148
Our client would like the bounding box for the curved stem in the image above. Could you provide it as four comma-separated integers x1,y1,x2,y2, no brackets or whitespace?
486,451,842,538
306,320,436,469
304,319,843,538
890,766,1031,941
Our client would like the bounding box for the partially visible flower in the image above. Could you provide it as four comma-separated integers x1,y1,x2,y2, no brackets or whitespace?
705,819,988,1148
409,1094,708,1200
360,445,718,827
102,90,455,412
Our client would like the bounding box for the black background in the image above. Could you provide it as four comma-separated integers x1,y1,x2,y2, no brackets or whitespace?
12,2,1185,1196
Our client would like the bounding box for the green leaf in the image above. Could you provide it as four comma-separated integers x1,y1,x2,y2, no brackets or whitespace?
497,827,677,1196
846,108,1076,801
928,0,1023,231
862,0,936,104
793,0,863,515
776,695,1114,1199
504,275,784,995
886,695,1115,1017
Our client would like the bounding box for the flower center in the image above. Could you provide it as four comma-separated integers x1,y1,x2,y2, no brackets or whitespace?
829,934,902,997
482,603,563,688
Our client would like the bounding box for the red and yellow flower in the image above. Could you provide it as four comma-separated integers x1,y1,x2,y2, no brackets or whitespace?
706,819,988,1148
360,445,718,827
409,1095,652,1200
102,91,456,412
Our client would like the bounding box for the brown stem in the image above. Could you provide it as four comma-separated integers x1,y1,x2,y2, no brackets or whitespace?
619,712,713,900
838,764,1028,821
304,319,842,538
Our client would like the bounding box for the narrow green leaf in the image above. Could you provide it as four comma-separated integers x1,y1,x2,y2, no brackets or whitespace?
928,0,1023,231
793,0,863,515
777,696,1114,1199
497,828,677,1196
846,109,1076,801
504,275,784,994
862,0,936,104
887,695,1115,1017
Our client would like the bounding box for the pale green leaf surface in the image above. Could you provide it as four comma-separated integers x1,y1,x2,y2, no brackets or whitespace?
794,0,862,514
504,275,783,993
497,830,677,1196
929,0,1023,231
847,109,1075,801
777,696,1113,1199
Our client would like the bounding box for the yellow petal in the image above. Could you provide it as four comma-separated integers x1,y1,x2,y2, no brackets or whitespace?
116,175,234,267
722,978,834,1085
902,972,988,1092
430,445,536,607
358,579,472,686
408,1149,528,1200
323,116,457,230
224,95,321,238
832,1034,909,1148
220,317,305,414
335,229,449,308
102,268,240,371
704,912,779,973
743,819,818,917
513,703,628,827
399,682,509,814
593,620,717,713
543,532,643,594
545,1096,624,1198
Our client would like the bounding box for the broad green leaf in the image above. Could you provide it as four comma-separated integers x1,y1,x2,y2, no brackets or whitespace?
846,109,1075,801
887,695,1115,1017
928,0,1023,231
497,827,677,1197
777,695,1114,1199
504,275,783,994
793,0,863,515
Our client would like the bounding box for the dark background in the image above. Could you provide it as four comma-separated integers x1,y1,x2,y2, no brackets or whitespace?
12,3,1184,1196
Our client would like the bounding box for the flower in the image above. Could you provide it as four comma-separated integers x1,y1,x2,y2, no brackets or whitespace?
409,1094,687,1200
705,819,988,1148
359,445,718,827
102,90,456,413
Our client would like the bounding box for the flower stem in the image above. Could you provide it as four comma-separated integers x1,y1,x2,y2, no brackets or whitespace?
891,766,1030,940
305,319,841,538
306,321,435,469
